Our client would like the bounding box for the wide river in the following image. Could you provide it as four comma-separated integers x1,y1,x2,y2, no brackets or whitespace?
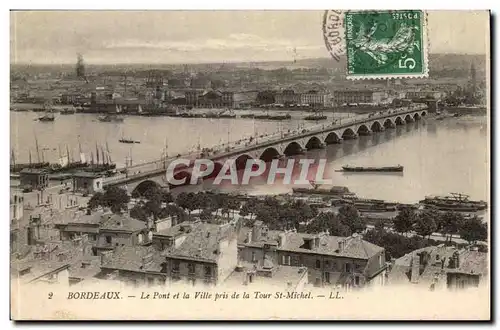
10,110,488,204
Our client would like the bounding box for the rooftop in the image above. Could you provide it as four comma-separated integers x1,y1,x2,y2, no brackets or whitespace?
224,261,308,290
388,245,488,286
72,172,104,179
238,226,383,260
20,168,49,174
53,210,109,226
100,213,147,232
163,222,235,263
11,258,70,284
101,245,164,273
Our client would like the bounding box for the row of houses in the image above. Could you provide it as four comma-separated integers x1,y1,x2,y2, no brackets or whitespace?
11,208,388,290
11,206,487,292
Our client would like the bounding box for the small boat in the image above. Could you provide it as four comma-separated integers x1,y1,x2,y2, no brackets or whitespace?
304,111,327,121
241,114,255,119
38,113,55,122
60,107,76,115
342,165,404,172
98,114,124,123
119,138,140,144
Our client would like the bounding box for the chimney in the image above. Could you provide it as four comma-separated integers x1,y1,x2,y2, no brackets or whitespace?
410,254,420,283
246,231,252,243
453,251,460,269
252,221,262,242
278,233,286,248
338,240,345,252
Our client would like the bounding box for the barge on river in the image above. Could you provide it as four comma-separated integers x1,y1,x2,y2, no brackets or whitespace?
419,193,487,212
342,165,404,172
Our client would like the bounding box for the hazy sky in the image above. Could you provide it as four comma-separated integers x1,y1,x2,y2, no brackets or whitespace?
10,10,490,64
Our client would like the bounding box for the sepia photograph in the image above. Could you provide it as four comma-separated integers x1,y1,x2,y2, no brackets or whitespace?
9,9,490,320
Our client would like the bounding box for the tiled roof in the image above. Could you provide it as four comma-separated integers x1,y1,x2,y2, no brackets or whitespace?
100,213,147,232
224,264,307,289
53,210,109,226
448,251,488,276
101,245,164,273
238,227,383,260
11,259,70,284
163,223,235,263
388,246,488,285
153,221,196,238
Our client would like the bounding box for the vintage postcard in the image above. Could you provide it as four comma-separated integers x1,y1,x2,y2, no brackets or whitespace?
10,10,490,320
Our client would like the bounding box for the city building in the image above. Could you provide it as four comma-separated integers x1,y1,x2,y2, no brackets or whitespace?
406,90,445,100
10,194,24,223
224,261,309,291
11,259,71,286
300,90,330,107
94,213,151,255
162,221,238,286
332,90,389,105
274,89,301,105
19,168,49,191
72,172,105,195
53,209,108,243
99,245,166,287
237,221,388,289
387,245,488,290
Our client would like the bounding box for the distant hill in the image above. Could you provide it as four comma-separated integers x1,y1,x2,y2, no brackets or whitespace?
11,53,487,78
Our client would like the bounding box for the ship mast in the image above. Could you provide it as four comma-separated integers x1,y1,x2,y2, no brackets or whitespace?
11,149,15,168
35,134,41,163
66,145,71,166
95,143,100,165
106,141,112,164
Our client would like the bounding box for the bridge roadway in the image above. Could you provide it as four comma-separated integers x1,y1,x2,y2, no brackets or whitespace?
103,105,428,191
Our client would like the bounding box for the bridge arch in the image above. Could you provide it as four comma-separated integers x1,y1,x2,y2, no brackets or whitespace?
383,118,395,128
203,161,225,180
413,113,421,120
324,131,342,144
395,116,405,125
404,114,413,122
259,147,281,162
131,180,162,198
305,136,324,150
234,154,254,171
283,141,304,156
357,124,371,136
371,120,384,132
341,128,357,140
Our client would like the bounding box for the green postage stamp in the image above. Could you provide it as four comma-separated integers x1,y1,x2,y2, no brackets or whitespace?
324,10,429,80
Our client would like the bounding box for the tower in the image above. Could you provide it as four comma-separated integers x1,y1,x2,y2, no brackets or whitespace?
470,63,477,92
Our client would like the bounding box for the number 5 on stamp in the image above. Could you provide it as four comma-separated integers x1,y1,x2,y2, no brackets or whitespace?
344,10,428,80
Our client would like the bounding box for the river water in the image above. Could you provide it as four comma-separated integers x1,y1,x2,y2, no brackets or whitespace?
10,111,488,204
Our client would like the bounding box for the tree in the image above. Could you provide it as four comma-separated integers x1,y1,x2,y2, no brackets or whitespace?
88,192,104,210
458,216,487,244
305,212,351,237
102,187,130,213
393,207,416,235
439,212,464,242
374,219,385,231
130,204,148,221
338,205,366,234
87,187,130,213
414,212,437,239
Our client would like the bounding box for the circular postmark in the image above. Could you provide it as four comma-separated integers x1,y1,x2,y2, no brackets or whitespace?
322,10,346,62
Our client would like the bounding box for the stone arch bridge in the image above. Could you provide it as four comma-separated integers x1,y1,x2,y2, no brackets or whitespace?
103,107,427,196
